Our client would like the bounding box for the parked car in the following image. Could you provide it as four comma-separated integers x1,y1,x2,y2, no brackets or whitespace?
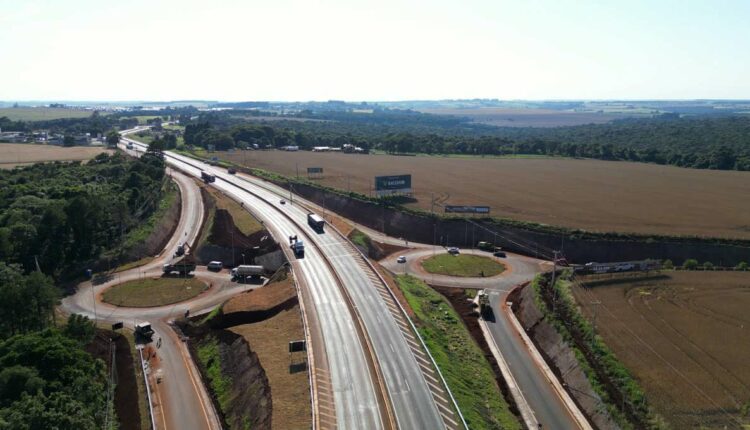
227,168,237,175
493,251,507,258
448,247,460,255
397,256,407,264
207,261,223,271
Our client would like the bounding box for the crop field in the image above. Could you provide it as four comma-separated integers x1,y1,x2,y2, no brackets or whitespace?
0,107,95,121
220,150,750,239
0,143,112,168
572,271,750,429
418,107,642,127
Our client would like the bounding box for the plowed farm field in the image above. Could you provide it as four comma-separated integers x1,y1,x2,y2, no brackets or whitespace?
220,150,750,239
0,143,112,168
573,271,750,429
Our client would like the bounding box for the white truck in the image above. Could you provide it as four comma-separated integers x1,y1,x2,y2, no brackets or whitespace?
231,265,264,279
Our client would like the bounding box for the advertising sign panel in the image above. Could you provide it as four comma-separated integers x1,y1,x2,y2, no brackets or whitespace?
375,174,412,196
444,205,491,214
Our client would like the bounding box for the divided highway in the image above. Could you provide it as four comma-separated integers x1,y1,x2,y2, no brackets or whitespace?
124,138,385,429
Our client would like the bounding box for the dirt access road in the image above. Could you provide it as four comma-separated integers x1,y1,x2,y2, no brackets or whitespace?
225,150,750,239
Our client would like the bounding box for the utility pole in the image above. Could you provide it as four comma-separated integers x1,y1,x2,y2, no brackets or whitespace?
591,300,602,339
431,192,435,214
551,250,559,315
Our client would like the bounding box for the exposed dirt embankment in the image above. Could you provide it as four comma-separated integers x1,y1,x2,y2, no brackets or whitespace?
179,271,310,430
195,186,283,270
508,283,618,430
85,330,142,430
348,228,408,260
210,275,298,329
180,322,272,430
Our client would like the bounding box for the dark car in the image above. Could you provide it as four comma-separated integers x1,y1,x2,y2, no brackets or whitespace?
227,168,237,174
493,251,507,258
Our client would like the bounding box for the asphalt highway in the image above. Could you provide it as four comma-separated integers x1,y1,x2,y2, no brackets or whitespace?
154,149,384,429
381,241,582,428
214,170,450,429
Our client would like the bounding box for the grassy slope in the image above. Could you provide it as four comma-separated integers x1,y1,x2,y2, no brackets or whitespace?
115,179,178,261
196,337,233,411
396,275,520,430
204,186,264,236
421,254,505,277
102,277,206,307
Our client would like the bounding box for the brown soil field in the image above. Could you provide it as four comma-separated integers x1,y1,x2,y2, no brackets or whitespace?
226,277,311,430
572,271,750,429
0,143,112,168
221,150,750,239
418,107,633,127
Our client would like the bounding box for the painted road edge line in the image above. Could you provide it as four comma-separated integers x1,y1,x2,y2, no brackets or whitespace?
504,296,594,430
477,318,538,429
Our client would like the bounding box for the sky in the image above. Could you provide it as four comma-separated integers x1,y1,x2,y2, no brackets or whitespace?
1,0,749,101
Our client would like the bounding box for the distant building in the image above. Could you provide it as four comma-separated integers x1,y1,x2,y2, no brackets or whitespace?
0,132,26,143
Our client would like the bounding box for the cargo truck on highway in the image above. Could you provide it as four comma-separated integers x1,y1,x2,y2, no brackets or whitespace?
201,171,216,183
307,213,325,232
231,265,264,279
162,262,196,275
289,235,305,258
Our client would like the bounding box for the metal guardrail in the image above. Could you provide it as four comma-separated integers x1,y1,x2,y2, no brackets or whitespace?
138,346,158,430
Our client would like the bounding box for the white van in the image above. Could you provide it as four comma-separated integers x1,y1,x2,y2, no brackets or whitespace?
207,261,223,271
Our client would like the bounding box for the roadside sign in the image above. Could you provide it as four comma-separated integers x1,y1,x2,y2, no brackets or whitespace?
375,174,412,197
307,167,323,179
445,205,491,214
288,340,306,353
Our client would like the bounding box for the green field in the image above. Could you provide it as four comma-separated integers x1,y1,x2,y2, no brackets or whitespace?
421,254,505,277
396,275,520,430
102,277,207,307
0,107,96,121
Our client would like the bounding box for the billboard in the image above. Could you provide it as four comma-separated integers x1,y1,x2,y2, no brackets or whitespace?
375,174,412,196
307,167,323,174
444,205,491,214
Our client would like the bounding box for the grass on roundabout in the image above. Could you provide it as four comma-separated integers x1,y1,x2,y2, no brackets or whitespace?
102,277,208,307
421,253,505,277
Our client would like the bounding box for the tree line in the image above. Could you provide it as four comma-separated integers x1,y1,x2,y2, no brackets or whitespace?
178,110,750,171
0,152,166,279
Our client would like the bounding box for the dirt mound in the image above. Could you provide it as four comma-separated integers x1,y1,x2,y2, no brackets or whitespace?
209,210,277,251
224,277,295,314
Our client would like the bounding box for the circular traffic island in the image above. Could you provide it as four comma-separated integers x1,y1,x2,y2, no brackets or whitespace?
420,254,505,278
102,277,209,307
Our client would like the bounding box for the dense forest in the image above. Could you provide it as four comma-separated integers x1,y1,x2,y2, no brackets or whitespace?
0,152,167,429
183,110,750,171
0,152,166,279
0,262,112,429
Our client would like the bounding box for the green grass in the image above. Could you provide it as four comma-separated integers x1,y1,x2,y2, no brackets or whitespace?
127,131,155,145
196,336,233,411
0,107,97,121
117,180,177,256
102,277,207,307
396,275,521,430
133,115,160,125
421,254,505,277
349,229,370,248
